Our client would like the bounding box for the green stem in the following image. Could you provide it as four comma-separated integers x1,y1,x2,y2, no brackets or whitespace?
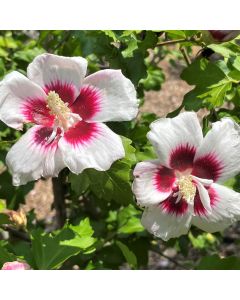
150,245,190,270
52,170,68,229
1,225,30,242
180,47,191,66
156,38,188,46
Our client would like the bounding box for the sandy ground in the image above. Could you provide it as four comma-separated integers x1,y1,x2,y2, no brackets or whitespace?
24,179,54,221
141,59,191,117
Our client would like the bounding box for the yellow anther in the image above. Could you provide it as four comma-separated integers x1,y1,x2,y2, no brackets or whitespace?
46,90,81,134
178,175,196,203
47,91,71,117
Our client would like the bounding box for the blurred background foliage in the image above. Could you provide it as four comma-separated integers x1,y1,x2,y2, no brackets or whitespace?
1,30,240,270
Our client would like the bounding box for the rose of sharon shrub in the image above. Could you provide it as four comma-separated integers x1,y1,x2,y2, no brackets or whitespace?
133,112,240,241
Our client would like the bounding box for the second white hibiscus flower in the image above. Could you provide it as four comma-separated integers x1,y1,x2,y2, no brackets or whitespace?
133,112,240,241
0,53,139,186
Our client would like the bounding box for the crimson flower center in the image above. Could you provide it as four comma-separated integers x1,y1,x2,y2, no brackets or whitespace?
46,91,81,133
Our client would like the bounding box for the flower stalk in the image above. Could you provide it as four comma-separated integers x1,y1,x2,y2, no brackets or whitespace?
52,169,68,229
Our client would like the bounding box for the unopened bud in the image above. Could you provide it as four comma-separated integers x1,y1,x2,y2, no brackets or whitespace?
7,209,27,229
1,261,31,270
205,233,216,244
201,30,240,44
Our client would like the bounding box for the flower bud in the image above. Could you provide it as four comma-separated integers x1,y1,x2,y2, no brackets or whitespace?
1,261,31,270
7,209,27,229
201,30,240,44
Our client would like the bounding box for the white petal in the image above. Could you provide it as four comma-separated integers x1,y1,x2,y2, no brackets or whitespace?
192,175,213,186
132,160,176,207
195,180,212,214
0,71,47,129
147,112,203,169
192,183,240,232
58,121,125,174
193,118,240,182
27,53,87,102
82,70,139,121
141,205,192,241
6,126,65,186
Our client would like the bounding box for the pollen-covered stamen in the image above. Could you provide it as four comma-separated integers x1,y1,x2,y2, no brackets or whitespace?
46,91,81,133
47,90,71,117
178,175,196,204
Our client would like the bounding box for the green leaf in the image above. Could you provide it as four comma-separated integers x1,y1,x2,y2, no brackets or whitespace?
0,241,16,268
120,136,136,166
0,199,6,212
116,241,137,269
9,241,35,267
198,79,232,106
140,66,165,91
117,205,144,234
227,56,240,80
181,58,224,86
0,213,10,225
196,255,240,270
229,55,240,71
138,31,158,54
122,51,147,86
183,30,199,37
208,42,240,58
0,58,6,78
85,260,95,270
102,30,118,42
31,218,96,269
65,218,96,252
136,145,157,161
0,140,14,149
122,38,138,58
223,174,240,192
0,170,34,210
0,48,8,58
13,47,45,63
0,34,18,49
165,30,186,39
120,30,142,38
189,232,217,249
165,30,198,41
86,161,133,205
116,31,158,85
181,58,232,109
69,172,90,195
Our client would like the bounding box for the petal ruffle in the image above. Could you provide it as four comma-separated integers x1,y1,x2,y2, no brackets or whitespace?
132,160,176,206
192,118,240,182
58,121,125,173
71,70,138,121
192,183,240,232
6,126,65,186
0,71,50,129
141,204,192,241
147,112,203,170
27,54,87,105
